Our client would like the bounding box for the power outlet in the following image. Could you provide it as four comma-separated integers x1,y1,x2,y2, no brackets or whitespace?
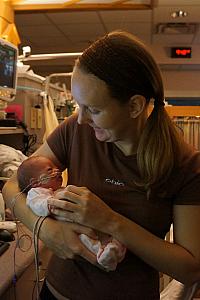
37,108,42,129
30,107,37,129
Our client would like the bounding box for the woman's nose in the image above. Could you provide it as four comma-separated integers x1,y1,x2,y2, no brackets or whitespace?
77,107,91,124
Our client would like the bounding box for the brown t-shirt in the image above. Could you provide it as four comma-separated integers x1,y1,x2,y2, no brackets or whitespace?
46,114,200,300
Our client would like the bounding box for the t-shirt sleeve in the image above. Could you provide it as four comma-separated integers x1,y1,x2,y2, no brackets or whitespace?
174,151,200,205
46,114,78,169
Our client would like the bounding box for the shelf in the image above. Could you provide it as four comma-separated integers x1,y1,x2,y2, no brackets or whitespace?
0,128,24,135
166,106,200,117
148,105,200,117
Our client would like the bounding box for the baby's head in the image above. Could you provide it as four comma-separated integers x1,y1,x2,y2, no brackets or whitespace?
17,156,63,192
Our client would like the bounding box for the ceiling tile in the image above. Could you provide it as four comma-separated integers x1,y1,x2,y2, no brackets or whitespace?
104,22,151,41
68,34,102,43
46,11,100,24
15,12,51,26
17,25,64,37
56,23,105,37
29,36,70,47
99,9,151,23
70,41,93,50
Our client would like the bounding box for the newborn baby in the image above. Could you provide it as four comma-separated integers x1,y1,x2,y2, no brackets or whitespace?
17,156,126,271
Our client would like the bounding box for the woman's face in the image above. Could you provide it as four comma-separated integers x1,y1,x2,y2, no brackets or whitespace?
71,67,137,145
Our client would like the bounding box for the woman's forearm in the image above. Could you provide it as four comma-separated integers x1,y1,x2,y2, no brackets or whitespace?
107,212,200,285
2,174,39,231
2,175,60,253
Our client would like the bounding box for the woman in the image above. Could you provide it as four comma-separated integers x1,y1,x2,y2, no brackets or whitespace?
3,31,200,300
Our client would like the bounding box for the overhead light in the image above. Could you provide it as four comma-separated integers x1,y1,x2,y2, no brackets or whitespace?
18,52,83,62
171,10,188,18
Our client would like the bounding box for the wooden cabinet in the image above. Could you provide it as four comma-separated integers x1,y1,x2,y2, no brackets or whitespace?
148,105,200,117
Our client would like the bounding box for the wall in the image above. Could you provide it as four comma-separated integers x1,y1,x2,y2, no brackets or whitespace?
162,70,200,98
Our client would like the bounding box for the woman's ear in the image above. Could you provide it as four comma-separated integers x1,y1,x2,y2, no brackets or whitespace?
129,95,146,118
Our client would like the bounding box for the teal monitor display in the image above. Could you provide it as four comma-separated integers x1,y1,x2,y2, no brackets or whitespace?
0,38,18,102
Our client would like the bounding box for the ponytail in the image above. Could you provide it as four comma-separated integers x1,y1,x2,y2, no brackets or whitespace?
137,104,182,190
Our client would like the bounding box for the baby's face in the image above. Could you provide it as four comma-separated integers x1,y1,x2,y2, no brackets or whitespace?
36,157,63,190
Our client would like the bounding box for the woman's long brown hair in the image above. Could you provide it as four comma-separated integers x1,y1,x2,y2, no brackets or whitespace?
76,30,183,190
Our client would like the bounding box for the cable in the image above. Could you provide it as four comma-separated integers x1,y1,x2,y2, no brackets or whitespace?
21,133,37,156
11,180,53,299
11,183,33,218
33,216,47,300
11,221,33,300
11,194,46,300
17,120,37,156
10,186,34,300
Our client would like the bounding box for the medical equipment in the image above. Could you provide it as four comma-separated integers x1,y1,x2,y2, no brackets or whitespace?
0,38,18,102
38,170,62,184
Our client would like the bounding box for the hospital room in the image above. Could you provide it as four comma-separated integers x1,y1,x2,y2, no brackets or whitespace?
1,0,200,299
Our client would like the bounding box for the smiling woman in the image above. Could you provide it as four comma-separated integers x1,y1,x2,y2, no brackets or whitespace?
71,67,136,145
3,30,200,300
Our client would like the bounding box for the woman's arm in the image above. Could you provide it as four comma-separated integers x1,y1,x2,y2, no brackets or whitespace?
110,204,200,286
2,143,97,263
48,185,200,285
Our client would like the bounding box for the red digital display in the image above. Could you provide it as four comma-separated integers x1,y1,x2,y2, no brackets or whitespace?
171,47,192,58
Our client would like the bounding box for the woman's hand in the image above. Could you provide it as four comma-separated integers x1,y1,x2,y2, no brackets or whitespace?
40,217,98,264
48,185,117,233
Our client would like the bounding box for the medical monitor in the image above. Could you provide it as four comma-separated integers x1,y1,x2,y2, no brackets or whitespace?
0,38,18,102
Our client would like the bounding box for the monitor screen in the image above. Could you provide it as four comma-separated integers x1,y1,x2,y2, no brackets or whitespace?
0,38,18,102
